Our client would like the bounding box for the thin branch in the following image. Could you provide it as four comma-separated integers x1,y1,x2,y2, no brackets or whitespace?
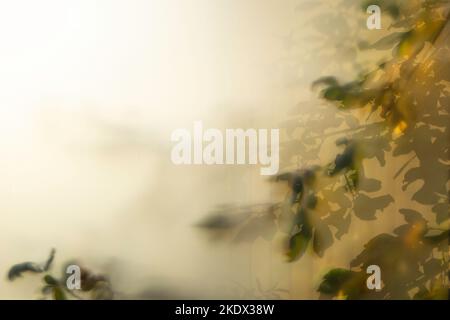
393,154,417,179
313,122,384,140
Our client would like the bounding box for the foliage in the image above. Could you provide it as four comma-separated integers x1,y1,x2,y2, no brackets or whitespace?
8,249,55,281
199,0,449,299
7,249,114,300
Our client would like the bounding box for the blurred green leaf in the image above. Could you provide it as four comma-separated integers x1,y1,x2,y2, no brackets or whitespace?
43,275,59,286
287,230,311,262
53,287,67,300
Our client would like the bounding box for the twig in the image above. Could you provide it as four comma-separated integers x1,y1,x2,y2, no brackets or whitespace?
393,154,417,179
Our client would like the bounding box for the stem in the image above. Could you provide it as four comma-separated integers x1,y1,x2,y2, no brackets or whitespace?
393,154,417,179
314,122,384,140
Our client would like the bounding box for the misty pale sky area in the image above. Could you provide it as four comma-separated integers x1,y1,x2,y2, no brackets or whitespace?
0,0,422,299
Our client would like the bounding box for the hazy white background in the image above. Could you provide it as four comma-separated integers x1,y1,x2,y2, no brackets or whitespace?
0,0,305,298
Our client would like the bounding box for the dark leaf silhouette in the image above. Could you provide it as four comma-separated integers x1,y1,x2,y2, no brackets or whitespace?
312,221,333,257
8,249,55,281
353,194,394,220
